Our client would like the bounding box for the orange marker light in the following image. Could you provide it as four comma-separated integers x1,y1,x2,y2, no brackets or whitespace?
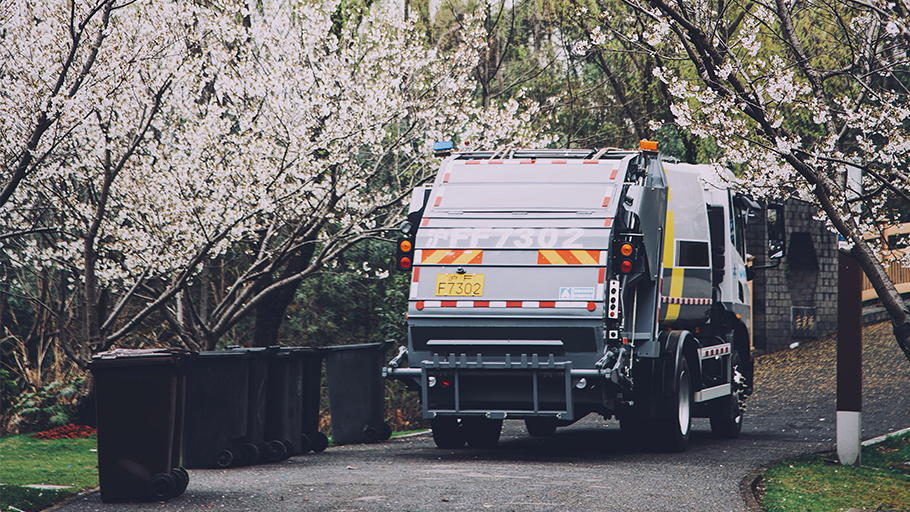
639,140,658,151
399,239,412,252
620,243,634,256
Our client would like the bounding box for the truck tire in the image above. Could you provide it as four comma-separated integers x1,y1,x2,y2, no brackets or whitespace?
432,417,466,449
525,417,558,437
710,350,745,439
463,417,503,448
655,357,692,452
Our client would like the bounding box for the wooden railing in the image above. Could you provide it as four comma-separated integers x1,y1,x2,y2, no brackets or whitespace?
862,261,910,301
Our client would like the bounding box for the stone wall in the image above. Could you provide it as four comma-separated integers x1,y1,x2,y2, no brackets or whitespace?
746,198,839,354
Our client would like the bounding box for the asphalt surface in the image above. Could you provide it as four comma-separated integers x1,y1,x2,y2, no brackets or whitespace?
54,322,910,512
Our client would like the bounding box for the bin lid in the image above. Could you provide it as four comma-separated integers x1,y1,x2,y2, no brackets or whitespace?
88,348,197,369
196,350,251,359
323,340,393,353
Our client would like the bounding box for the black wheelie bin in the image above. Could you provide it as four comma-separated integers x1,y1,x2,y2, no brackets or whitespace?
263,347,303,460
323,340,393,444
223,346,273,465
182,349,251,468
298,347,329,453
89,348,195,503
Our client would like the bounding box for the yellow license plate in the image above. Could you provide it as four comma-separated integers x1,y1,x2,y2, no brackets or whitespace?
435,273,485,297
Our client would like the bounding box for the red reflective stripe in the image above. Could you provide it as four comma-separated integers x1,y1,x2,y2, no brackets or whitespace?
604,218,613,227
442,172,450,183
506,301,522,308
441,301,457,307
602,196,611,207
466,161,480,165
598,268,606,283
474,301,490,307
552,160,567,164
583,160,598,164
539,301,556,308
434,197,442,206
421,218,429,227
538,250,600,265
489,160,504,164
610,168,618,180
520,160,535,164
413,267,420,282
422,249,483,265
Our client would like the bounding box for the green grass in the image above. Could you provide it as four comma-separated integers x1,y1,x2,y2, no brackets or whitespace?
761,431,910,512
0,434,99,512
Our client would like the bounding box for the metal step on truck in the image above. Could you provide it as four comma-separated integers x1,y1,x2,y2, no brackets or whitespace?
384,141,785,452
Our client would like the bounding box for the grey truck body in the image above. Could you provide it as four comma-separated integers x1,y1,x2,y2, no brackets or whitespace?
385,146,773,451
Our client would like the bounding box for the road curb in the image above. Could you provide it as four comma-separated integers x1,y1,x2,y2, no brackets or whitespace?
739,465,766,512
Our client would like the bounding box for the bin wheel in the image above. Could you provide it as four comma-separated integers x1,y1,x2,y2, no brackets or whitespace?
241,443,259,465
216,449,234,468
170,467,190,495
282,438,296,456
378,422,393,441
431,417,465,449
299,433,312,454
309,432,329,453
266,440,287,461
361,425,379,443
148,472,177,501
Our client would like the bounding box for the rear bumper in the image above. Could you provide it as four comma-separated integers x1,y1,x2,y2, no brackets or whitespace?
384,356,606,421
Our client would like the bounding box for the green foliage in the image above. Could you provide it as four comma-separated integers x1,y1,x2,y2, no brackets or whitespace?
761,432,910,512
9,378,84,433
279,238,408,347
0,434,99,512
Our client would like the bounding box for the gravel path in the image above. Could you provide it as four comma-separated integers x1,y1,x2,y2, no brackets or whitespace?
53,322,910,512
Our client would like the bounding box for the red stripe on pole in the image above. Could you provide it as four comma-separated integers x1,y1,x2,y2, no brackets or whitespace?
539,301,556,308
506,301,522,308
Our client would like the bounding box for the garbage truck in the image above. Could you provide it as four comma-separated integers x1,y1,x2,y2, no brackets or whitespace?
384,141,785,452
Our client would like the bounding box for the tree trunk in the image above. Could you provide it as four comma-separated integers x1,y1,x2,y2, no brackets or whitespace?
252,241,317,347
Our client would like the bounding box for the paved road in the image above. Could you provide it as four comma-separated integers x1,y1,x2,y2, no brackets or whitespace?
55,323,910,512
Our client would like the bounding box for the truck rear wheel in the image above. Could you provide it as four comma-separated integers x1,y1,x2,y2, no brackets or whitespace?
463,417,503,448
432,417,466,449
655,357,692,452
710,350,745,439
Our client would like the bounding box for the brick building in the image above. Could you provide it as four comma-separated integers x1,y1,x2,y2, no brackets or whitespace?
746,198,839,354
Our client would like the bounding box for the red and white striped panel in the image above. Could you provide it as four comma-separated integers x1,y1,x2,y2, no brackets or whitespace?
410,267,420,299
661,296,712,305
416,300,596,311
699,343,731,359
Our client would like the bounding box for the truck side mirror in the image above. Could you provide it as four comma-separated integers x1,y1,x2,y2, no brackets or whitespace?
766,202,785,260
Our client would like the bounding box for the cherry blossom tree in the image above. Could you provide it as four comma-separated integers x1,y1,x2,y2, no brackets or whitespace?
576,0,910,361
1,0,547,378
